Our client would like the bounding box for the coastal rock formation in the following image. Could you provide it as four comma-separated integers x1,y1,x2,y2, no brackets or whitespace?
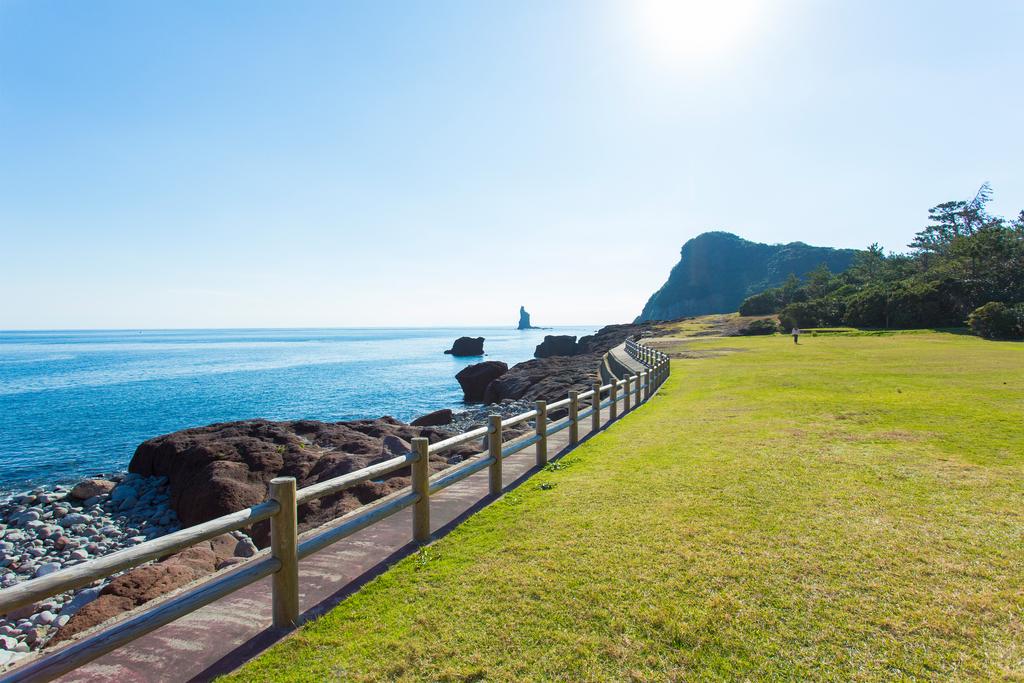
128,418,478,546
484,354,602,404
517,306,537,330
444,336,484,356
636,232,858,321
475,322,660,405
454,361,508,402
575,323,654,354
534,335,578,358
410,408,454,427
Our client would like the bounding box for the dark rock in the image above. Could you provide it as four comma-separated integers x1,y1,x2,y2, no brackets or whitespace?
534,335,578,358
489,322,660,404
518,306,537,330
484,354,601,405
128,418,474,547
575,323,656,355
411,409,454,427
443,336,484,356
455,361,508,402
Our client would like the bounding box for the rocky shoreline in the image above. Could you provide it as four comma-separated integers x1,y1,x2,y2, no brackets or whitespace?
0,321,660,668
0,474,194,665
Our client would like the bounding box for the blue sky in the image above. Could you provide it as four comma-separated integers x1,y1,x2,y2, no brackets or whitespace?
2,0,1021,329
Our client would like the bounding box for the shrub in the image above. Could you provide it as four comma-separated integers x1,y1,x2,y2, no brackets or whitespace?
885,281,961,328
737,319,778,335
779,301,823,329
739,290,781,316
844,288,888,327
968,302,1024,340
779,298,845,329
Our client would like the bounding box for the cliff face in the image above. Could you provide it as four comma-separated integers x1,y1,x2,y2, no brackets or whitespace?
636,232,859,321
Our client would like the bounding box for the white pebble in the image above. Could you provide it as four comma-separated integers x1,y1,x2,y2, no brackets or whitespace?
33,562,61,578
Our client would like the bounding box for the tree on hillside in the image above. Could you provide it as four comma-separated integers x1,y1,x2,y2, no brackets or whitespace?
848,243,886,284
911,182,999,257
805,264,833,299
737,184,1023,336
780,273,802,305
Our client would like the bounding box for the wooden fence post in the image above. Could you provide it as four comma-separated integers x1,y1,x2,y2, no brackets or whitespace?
644,370,651,400
412,437,430,543
623,375,632,412
568,391,579,445
535,401,547,467
592,382,601,433
270,477,299,629
488,414,502,496
610,381,618,420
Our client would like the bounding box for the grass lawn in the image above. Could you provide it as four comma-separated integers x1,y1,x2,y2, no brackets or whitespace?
225,331,1024,682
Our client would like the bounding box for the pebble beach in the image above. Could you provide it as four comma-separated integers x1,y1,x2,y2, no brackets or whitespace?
0,472,263,667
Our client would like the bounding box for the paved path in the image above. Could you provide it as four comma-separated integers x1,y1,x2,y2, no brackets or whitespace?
609,342,645,373
49,390,649,682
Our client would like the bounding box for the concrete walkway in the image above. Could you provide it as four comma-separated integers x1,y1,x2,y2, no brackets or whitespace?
607,342,646,377
47,392,649,682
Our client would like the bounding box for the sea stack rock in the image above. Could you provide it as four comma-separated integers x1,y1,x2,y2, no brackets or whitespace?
517,306,537,330
455,361,509,402
534,335,578,358
444,336,484,356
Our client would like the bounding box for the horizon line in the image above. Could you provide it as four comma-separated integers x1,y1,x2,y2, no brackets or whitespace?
0,323,606,334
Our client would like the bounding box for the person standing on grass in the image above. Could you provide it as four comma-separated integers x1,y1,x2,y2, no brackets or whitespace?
792,326,801,344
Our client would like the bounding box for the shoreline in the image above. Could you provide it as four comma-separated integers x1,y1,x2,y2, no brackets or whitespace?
0,322,652,666
0,474,193,664
0,396,538,665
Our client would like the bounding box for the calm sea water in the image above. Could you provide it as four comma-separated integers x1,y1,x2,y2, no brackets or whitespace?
0,326,596,492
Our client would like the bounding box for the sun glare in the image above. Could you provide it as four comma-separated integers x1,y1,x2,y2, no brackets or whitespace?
630,0,764,68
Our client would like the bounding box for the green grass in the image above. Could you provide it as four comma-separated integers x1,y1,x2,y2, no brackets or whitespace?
226,332,1024,682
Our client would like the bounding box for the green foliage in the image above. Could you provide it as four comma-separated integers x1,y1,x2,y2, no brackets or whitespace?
738,289,780,316
968,302,1024,340
779,298,845,329
737,185,1024,336
844,287,889,327
737,318,778,335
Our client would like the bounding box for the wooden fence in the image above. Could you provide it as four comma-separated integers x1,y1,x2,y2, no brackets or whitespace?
0,340,669,681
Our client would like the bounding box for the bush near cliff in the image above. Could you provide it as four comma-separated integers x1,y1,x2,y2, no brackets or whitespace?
744,185,1024,338
737,318,778,335
968,302,1024,340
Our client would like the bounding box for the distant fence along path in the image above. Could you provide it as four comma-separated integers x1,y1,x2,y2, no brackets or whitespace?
0,339,670,682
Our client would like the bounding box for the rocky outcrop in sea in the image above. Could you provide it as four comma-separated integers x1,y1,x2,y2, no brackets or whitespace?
444,336,485,356
456,322,660,407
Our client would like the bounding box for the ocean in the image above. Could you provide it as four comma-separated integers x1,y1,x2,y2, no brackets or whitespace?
0,326,596,492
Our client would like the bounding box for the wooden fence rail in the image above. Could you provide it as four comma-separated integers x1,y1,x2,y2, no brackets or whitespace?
0,339,669,682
